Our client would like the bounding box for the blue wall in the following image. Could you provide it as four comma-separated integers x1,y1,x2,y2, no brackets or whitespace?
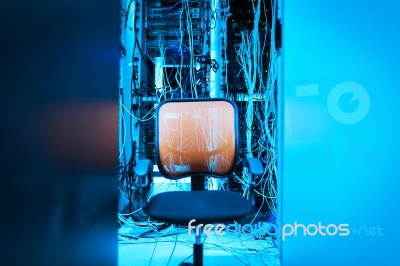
280,1,400,265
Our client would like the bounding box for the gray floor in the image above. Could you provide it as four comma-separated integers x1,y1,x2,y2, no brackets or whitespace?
118,217,280,266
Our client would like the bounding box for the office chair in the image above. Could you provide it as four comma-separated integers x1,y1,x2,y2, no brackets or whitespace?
135,98,264,266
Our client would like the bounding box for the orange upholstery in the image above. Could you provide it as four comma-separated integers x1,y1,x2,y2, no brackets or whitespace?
157,100,237,178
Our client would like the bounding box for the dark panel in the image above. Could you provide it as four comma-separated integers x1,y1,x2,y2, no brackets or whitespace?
1,1,119,265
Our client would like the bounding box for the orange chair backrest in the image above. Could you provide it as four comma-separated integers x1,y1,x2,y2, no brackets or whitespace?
156,98,238,179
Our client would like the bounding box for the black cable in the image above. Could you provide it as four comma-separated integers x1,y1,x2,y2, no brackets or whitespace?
124,0,135,29
166,230,179,266
138,223,171,238
120,41,127,58
134,36,156,87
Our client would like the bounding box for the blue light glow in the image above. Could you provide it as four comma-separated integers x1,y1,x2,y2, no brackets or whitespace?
280,0,400,265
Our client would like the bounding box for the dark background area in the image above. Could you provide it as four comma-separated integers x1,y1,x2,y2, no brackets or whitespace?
1,1,120,265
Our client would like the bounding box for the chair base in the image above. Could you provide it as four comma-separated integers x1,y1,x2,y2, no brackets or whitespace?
178,243,203,266
193,243,203,266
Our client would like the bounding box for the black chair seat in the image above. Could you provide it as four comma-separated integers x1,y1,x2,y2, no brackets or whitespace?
143,190,252,225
